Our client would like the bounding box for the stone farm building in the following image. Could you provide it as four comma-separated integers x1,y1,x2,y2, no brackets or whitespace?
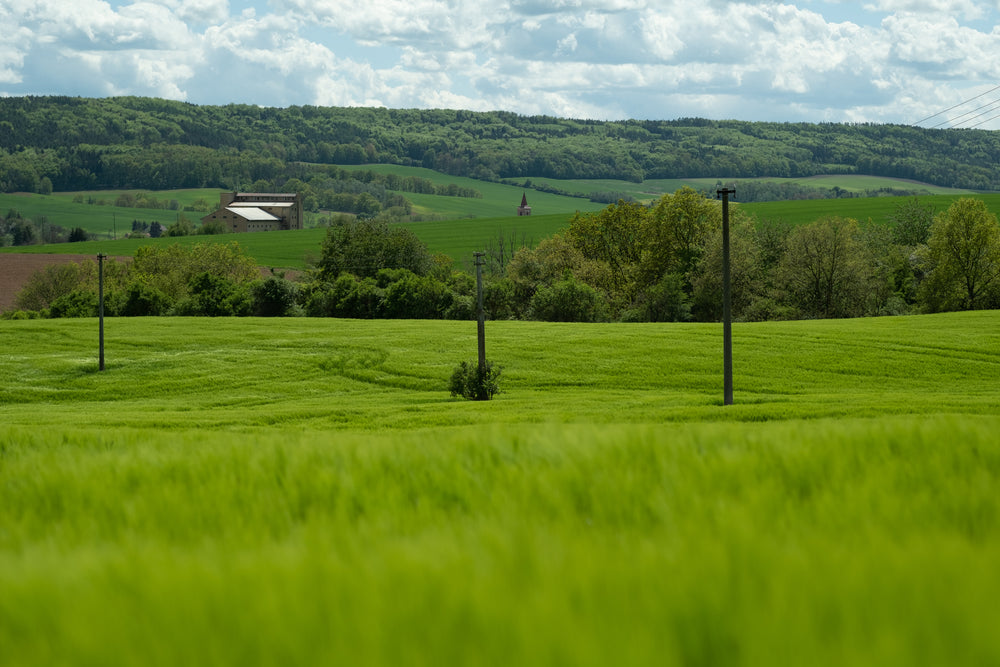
201,192,304,233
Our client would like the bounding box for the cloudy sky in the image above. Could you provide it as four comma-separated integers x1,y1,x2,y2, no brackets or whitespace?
3,0,1000,128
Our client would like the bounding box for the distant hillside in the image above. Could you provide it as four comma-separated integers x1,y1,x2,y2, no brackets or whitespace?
2,96,1000,193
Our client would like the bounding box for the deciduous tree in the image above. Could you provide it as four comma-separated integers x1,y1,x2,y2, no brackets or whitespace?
889,197,934,247
317,219,431,280
777,216,873,319
640,187,721,287
921,197,1000,311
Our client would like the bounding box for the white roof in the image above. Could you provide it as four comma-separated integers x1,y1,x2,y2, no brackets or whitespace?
229,201,294,208
226,206,279,221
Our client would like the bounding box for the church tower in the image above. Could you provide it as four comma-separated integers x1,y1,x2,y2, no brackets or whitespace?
517,192,532,216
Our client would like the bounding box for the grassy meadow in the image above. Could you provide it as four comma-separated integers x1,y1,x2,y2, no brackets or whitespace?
2,312,999,665
1,170,992,241
10,190,1000,272
518,174,973,204
0,213,576,269
0,189,217,237
4,170,1000,274
742,192,1000,227
339,164,608,219
0,170,603,243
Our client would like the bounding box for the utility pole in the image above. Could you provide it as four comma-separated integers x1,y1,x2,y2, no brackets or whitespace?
98,253,107,371
717,188,734,405
474,251,486,373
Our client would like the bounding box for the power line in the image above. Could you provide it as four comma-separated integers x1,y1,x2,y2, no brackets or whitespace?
913,84,1000,126
951,101,1000,129
967,110,1000,130
931,96,1000,128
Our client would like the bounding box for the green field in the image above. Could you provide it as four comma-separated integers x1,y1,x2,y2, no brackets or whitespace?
8,190,999,272
0,170,981,238
0,213,578,269
521,174,973,203
340,164,608,218
5,171,1000,271
0,170,603,241
2,312,999,665
0,189,219,238
741,192,1000,227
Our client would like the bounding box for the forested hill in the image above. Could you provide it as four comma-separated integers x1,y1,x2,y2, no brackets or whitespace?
2,95,1000,193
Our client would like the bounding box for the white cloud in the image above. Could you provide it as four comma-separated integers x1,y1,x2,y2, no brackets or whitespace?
1,0,999,128
14,0,192,50
0,25,33,84
641,13,685,61
273,0,497,49
152,0,229,24
555,33,578,55
864,0,987,19
883,13,1000,78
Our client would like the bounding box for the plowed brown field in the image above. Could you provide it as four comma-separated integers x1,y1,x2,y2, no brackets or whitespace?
0,254,109,312
2,254,287,312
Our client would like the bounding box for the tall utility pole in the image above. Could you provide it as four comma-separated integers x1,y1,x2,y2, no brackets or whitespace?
98,253,107,371
474,252,486,372
717,189,734,405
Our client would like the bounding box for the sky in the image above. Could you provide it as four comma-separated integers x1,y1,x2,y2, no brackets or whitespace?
3,0,1000,129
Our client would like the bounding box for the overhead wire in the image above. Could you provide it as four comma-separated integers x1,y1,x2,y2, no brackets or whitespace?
944,99,1000,129
966,110,1000,130
912,84,1000,125
929,96,1000,128
913,84,1000,129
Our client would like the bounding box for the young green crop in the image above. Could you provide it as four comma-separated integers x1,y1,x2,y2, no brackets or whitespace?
2,419,998,666
1,313,999,666
2,312,997,429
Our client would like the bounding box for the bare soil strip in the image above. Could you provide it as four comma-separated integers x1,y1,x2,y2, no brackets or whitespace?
0,254,106,312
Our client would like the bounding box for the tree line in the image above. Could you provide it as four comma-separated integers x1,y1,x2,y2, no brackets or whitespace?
7,191,999,322
3,96,1000,196
495,191,999,321
1,208,89,245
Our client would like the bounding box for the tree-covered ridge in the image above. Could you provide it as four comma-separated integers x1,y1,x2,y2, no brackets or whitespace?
2,95,1000,193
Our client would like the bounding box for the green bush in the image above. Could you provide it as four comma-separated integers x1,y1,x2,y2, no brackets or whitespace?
48,289,98,318
252,277,299,317
302,274,385,318
198,220,227,235
14,261,97,311
382,271,453,319
115,280,173,316
448,360,502,401
483,278,518,320
301,281,338,317
529,276,608,322
632,272,691,322
444,295,476,320
318,219,431,280
741,296,800,322
174,272,241,316
1,309,41,320
166,218,194,237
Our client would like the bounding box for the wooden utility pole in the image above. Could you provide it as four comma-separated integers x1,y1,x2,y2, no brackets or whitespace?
717,189,734,405
474,252,486,372
98,253,107,371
